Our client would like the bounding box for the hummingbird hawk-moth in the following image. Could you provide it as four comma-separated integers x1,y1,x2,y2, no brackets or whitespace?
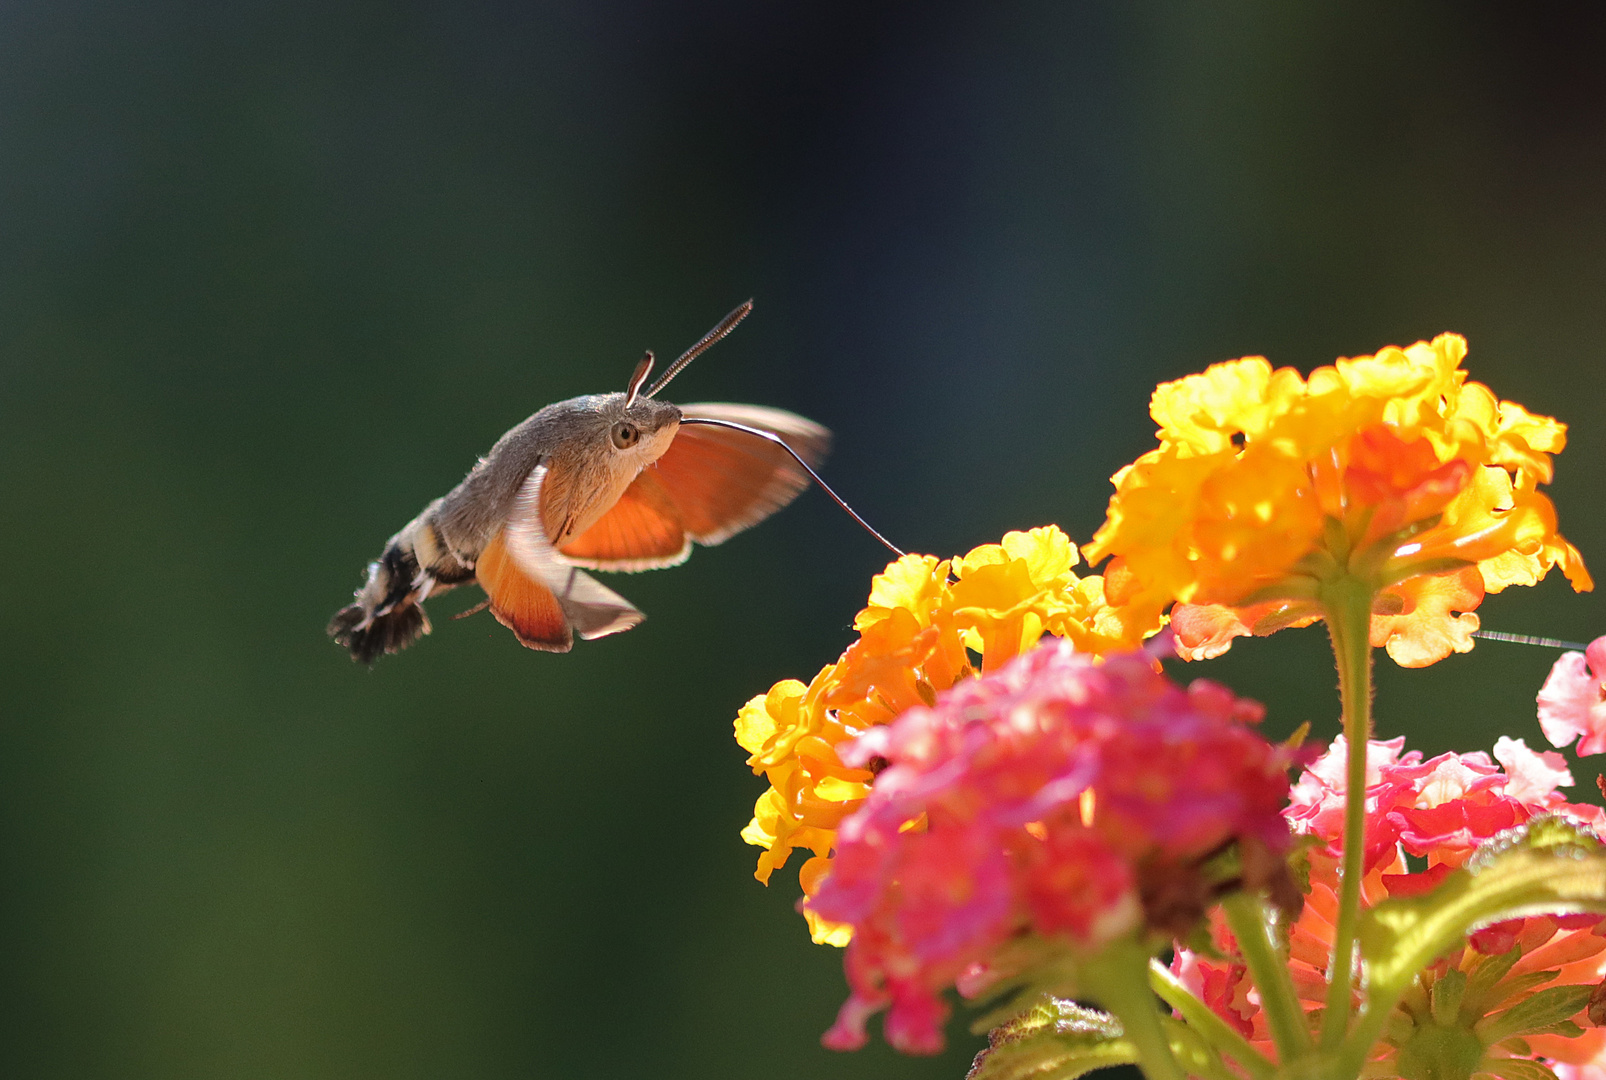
329,301,833,663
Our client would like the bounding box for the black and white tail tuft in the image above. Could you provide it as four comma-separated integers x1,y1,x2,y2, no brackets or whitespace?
328,543,434,664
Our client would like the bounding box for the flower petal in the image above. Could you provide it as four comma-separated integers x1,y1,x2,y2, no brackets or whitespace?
1537,639,1606,756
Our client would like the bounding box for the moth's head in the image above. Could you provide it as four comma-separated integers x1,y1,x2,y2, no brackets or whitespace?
538,353,680,471
600,350,682,464
606,392,682,464
557,301,756,470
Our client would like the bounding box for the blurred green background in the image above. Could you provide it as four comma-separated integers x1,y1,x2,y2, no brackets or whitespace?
2,3,1605,1077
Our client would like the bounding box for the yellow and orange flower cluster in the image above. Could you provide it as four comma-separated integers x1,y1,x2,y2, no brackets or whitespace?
1082,333,1591,666
734,526,1137,944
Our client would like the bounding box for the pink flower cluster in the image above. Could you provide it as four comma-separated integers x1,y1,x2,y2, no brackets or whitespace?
1288,734,1601,876
808,638,1301,1054
1175,734,1606,1060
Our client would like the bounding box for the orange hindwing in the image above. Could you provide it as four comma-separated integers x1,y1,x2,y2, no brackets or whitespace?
475,531,573,652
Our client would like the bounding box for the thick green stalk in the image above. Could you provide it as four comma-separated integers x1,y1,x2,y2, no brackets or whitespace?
1221,891,1313,1064
1149,959,1277,1080
1318,576,1376,1050
1084,939,1189,1080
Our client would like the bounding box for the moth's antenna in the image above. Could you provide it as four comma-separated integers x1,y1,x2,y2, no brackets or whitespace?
1472,630,1589,651
678,416,905,559
644,300,753,399
624,351,654,406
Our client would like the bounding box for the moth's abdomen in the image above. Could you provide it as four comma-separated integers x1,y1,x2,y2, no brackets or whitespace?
329,506,475,664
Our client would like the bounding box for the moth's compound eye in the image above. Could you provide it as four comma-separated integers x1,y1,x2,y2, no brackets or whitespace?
611,422,640,449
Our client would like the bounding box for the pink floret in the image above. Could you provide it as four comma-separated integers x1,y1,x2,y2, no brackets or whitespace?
1537,637,1606,756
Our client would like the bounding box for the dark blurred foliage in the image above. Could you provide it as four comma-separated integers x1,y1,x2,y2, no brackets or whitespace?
1,2,1604,1077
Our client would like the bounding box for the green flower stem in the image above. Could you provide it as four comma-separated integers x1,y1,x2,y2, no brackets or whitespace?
1221,891,1313,1064
1318,575,1377,1050
1083,938,1188,1080
1149,959,1276,1080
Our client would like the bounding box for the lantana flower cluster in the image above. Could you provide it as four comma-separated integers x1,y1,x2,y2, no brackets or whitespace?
809,639,1302,1053
1082,333,1591,666
734,526,1140,943
1175,734,1606,1076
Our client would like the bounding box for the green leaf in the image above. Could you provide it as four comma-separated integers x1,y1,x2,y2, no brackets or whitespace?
1478,1057,1561,1080
966,1035,1138,1080
1432,969,1468,1027
967,999,1138,1080
984,999,1125,1045
1460,949,1521,1019
1479,971,1563,1016
1361,817,1606,997
1470,816,1604,865
1475,985,1594,1044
